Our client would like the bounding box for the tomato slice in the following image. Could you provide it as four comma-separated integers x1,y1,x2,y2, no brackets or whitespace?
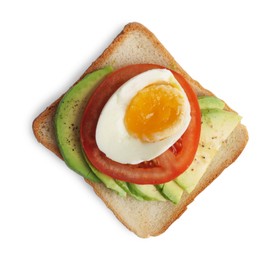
80,64,201,184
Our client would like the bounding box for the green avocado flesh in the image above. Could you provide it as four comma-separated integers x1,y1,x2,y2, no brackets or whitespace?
115,180,144,201
157,181,184,204
198,96,225,110
55,69,241,204
55,66,113,182
128,183,166,201
88,163,127,197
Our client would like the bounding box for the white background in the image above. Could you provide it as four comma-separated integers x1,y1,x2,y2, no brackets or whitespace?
1,0,278,259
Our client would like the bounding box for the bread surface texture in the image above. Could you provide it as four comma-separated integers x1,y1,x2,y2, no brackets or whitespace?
33,22,248,238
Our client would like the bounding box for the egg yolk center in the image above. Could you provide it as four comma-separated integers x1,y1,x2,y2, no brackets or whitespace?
124,83,186,142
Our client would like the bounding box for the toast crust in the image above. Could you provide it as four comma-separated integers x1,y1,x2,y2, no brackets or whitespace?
32,22,248,238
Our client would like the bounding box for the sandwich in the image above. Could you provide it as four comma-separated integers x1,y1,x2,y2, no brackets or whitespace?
32,22,248,238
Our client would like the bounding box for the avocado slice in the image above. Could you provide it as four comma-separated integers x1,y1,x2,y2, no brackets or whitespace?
175,108,241,193
55,66,113,182
157,181,184,204
88,165,126,197
200,108,241,150
128,183,166,201
175,142,217,192
82,152,127,196
198,96,225,110
115,180,144,201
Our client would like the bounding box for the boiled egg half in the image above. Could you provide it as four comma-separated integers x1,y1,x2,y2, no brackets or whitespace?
95,69,191,164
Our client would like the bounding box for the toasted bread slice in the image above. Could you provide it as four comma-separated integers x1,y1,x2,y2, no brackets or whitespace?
33,22,248,238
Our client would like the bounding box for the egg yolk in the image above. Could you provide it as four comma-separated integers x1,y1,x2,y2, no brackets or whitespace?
124,83,186,142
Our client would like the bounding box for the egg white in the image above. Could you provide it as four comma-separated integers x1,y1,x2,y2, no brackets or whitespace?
95,69,191,164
